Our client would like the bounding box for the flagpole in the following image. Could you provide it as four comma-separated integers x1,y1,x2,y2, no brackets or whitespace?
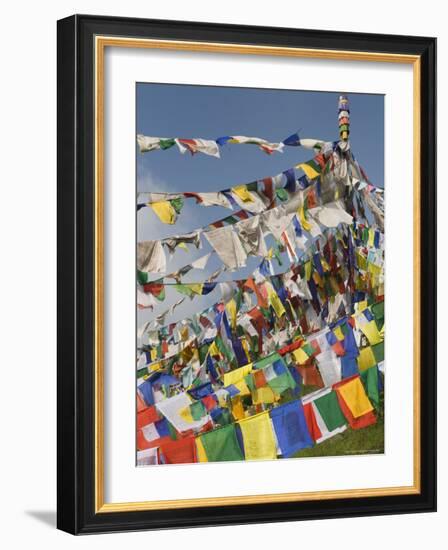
338,94,350,142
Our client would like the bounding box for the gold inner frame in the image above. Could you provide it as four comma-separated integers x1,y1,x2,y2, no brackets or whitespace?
94,36,421,513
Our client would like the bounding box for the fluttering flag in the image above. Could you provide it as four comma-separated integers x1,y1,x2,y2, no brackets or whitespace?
136,102,385,467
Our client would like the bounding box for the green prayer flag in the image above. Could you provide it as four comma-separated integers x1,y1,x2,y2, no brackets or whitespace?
254,352,281,370
174,284,194,298
137,270,149,284
372,341,384,363
215,335,234,364
167,420,178,440
244,373,256,392
170,197,184,214
314,391,346,431
275,188,289,201
190,400,206,421
159,138,176,150
267,372,295,395
360,366,380,409
301,342,315,357
199,344,209,364
371,301,385,330
200,424,244,462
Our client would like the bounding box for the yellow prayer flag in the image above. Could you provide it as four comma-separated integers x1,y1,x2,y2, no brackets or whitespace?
297,162,321,180
180,326,189,342
321,258,330,272
298,205,312,232
223,363,253,386
252,386,278,405
241,337,251,362
217,392,229,408
149,361,162,372
367,262,382,277
313,271,323,287
231,185,254,202
238,412,277,460
356,252,367,271
357,346,377,371
226,298,238,330
268,288,286,317
357,300,368,312
337,377,374,418
177,242,188,252
149,201,176,224
231,396,245,420
187,283,204,295
208,340,220,357
360,319,383,345
233,379,251,396
292,347,310,365
368,228,375,247
195,437,208,462
150,349,158,361
333,326,345,341
304,260,312,281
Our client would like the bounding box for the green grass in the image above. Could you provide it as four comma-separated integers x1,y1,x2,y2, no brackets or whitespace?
292,400,384,458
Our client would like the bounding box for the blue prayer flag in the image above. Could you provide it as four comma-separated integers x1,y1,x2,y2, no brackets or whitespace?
270,400,313,457
282,132,301,147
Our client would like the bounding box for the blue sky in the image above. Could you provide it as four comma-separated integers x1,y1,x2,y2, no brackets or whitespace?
136,83,384,329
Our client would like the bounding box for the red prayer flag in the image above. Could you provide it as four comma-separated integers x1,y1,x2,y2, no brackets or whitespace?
303,402,322,442
297,365,324,387
253,369,267,389
201,394,217,412
137,405,160,430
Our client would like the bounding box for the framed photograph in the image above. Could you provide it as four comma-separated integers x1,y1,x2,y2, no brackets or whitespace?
57,14,436,534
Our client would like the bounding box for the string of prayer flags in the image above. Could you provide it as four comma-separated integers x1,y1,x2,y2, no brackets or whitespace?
216,135,285,154
136,94,385,465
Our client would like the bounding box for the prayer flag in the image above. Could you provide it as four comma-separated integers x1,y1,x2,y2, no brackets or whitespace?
335,376,374,418
159,436,198,464
149,201,177,224
238,412,277,460
314,390,347,432
270,401,313,457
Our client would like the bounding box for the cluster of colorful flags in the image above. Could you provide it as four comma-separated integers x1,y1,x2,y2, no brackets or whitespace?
136,95,385,466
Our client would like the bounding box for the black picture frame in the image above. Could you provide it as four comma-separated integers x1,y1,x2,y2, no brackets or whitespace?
57,14,436,534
